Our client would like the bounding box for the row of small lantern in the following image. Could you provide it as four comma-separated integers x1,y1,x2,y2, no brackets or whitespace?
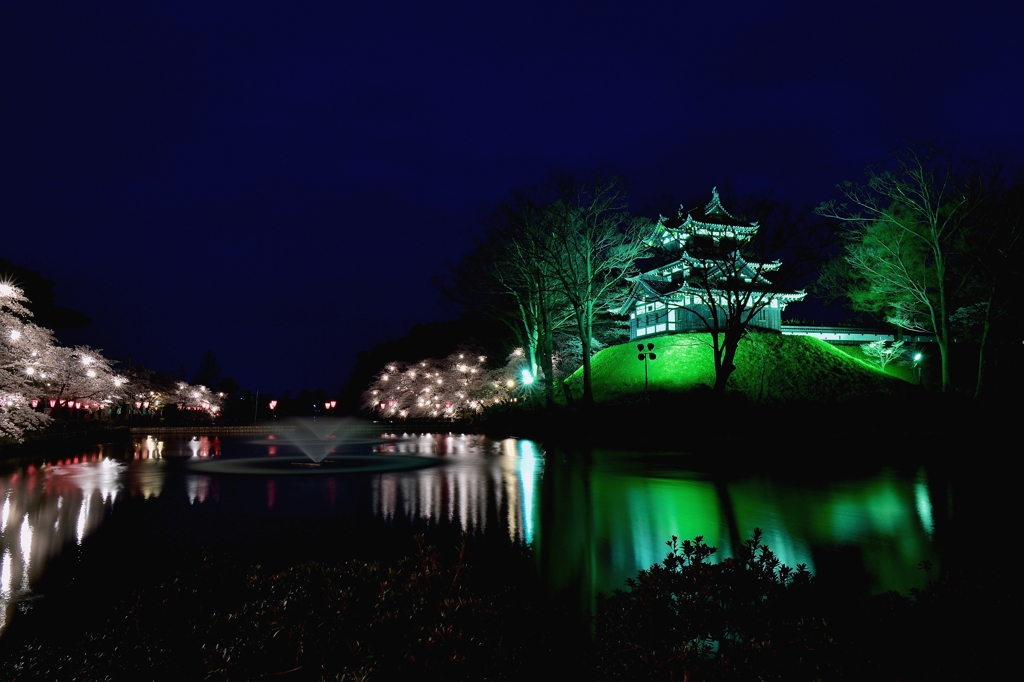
1,398,218,413
21,399,156,410
266,400,336,411
30,398,105,410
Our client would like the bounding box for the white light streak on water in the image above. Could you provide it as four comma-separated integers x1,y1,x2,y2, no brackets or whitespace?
0,549,11,598
76,495,91,546
0,549,11,633
519,440,538,545
19,514,32,571
99,458,120,503
0,496,9,532
915,468,934,536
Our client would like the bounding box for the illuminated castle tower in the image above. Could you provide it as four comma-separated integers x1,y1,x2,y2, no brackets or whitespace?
622,188,805,340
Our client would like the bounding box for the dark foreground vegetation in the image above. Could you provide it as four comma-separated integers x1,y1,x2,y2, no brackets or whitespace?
1,522,1013,681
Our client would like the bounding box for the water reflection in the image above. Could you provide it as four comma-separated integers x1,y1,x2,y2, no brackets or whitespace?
536,450,945,604
0,433,949,638
372,436,541,543
0,454,128,633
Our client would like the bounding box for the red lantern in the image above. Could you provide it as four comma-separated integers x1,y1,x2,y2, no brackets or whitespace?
49,399,56,408
269,400,278,410
143,401,150,409
135,402,142,409
31,399,39,408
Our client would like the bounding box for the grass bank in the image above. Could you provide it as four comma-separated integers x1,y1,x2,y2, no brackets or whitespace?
559,332,909,404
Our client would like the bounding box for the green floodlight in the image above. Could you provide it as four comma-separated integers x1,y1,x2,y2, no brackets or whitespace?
912,352,924,386
521,369,534,386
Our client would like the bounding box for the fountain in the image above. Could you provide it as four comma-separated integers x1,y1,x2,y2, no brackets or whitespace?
184,418,439,475
276,417,367,464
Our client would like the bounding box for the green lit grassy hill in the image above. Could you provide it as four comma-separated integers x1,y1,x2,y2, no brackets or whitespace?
560,333,910,404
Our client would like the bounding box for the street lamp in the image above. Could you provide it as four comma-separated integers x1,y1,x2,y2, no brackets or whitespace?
637,343,657,391
913,352,923,385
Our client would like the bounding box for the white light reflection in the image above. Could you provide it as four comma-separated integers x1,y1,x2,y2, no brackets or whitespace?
1,454,128,637
0,549,11,633
19,514,32,587
1,549,11,598
518,440,539,545
76,495,91,546
915,468,934,536
371,435,542,544
186,476,211,505
19,514,32,568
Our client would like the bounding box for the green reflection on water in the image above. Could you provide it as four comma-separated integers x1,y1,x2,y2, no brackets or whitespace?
536,450,942,607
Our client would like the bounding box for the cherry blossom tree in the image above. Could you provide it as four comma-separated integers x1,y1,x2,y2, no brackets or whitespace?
36,344,117,409
1,283,54,440
363,349,529,420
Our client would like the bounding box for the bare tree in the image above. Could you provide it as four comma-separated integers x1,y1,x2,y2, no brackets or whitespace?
861,339,906,370
537,176,655,405
440,196,572,405
816,145,982,392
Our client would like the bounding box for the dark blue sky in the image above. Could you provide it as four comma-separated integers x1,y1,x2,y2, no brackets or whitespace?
3,1,1022,394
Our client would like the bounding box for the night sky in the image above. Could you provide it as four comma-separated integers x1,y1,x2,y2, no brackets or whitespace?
4,1,1022,395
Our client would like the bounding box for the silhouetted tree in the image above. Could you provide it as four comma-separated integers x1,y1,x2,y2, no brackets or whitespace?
536,176,654,405
650,190,827,394
441,194,572,405
816,145,987,392
193,350,222,387
0,259,92,329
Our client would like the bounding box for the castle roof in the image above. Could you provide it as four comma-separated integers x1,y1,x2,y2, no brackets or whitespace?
656,187,759,241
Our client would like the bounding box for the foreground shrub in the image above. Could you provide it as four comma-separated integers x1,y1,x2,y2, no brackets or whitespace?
197,537,569,680
1,534,580,681
596,529,835,681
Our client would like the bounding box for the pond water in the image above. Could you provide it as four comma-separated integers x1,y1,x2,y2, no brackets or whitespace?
0,428,952,636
